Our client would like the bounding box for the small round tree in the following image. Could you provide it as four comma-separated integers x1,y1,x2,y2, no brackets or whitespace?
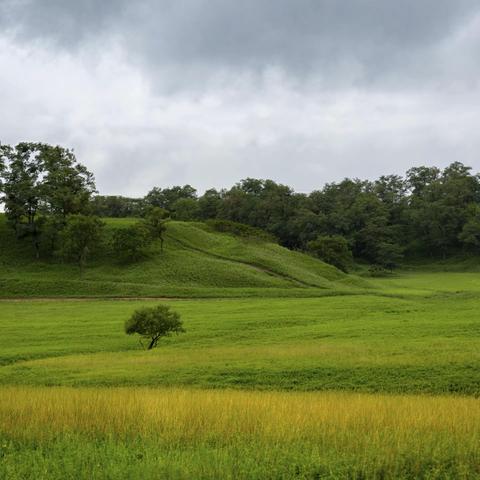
307,234,353,272
125,305,185,350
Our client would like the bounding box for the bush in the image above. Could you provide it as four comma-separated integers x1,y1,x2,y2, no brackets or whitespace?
111,223,152,263
125,305,185,349
367,265,391,277
307,235,353,272
60,215,105,271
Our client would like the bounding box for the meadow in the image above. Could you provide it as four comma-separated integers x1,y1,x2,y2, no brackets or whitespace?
1,387,479,479
1,217,480,478
0,293,479,394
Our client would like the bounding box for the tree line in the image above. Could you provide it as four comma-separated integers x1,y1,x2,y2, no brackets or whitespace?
93,163,480,271
2,141,480,271
0,142,168,270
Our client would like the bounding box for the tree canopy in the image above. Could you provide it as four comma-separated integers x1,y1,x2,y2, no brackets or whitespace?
125,305,185,350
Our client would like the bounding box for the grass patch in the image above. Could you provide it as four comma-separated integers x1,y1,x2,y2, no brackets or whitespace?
1,387,479,479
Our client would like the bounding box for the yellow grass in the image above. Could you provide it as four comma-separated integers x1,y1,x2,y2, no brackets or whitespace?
2,387,480,478
1,387,479,448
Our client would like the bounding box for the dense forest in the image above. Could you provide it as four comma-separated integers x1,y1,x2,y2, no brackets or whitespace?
1,142,480,271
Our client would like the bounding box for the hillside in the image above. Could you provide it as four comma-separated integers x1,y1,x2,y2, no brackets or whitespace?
0,216,369,297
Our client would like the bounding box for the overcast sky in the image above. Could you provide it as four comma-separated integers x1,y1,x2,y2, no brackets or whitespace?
1,0,480,196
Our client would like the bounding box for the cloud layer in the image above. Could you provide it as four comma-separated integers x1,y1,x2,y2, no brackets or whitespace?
1,0,480,195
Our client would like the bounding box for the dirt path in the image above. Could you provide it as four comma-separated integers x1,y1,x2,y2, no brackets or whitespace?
0,296,199,302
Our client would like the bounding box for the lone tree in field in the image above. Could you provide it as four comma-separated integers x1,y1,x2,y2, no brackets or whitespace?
125,305,185,350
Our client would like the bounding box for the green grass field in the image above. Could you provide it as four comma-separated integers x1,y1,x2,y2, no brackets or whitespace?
0,216,479,478
0,293,479,394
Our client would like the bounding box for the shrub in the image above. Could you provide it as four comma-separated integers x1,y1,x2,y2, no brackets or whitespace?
307,235,353,272
60,215,105,271
125,305,185,349
111,223,152,263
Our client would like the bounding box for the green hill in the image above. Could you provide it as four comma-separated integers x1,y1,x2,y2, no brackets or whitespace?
0,216,369,297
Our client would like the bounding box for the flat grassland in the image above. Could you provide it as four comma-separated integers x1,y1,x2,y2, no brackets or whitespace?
0,293,479,393
1,216,480,478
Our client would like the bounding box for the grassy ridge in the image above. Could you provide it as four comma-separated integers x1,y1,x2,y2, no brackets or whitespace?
0,215,368,297
1,387,479,479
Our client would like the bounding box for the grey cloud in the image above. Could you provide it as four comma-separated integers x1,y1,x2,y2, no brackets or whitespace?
2,0,479,89
1,1,480,196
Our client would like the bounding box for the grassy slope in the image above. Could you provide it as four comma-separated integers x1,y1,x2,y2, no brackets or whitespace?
0,215,368,297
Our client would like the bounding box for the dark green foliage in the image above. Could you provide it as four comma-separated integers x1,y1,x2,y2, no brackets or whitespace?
145,185,197,211
111,223,152,263
0,143,45,256
206,219,275,241
375,241,404,270
143,207,169,250
171,197,200,220
197,188,224,219
405,162,480,257
60,215,105,271
307,235,353,272
367,265,391,277
459,215,480,251
36,215,65,257
125,304,185,349
91,195,146,217
39,145,96,217
0,142,96,258
189,163,480,266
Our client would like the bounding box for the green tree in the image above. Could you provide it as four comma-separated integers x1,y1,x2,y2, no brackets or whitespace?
91,195,146,217
111,223,152,263
1,143,45,256
145,185,197,211
143,207,169,251
406,163,480,257
458,205,480,251
0,142,97,258
40,144,96,218
171,197,199,221
37,215,66,257
125,305,185,350
197,188,223,219
60,215,105,272
375,241,404,270
307,235,353,272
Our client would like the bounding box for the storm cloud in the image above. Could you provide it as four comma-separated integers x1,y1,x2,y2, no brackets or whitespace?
1,0,480,195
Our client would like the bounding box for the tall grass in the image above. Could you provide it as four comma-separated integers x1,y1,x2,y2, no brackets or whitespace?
1,387,479,478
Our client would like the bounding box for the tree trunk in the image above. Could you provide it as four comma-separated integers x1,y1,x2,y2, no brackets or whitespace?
147,337,157,350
